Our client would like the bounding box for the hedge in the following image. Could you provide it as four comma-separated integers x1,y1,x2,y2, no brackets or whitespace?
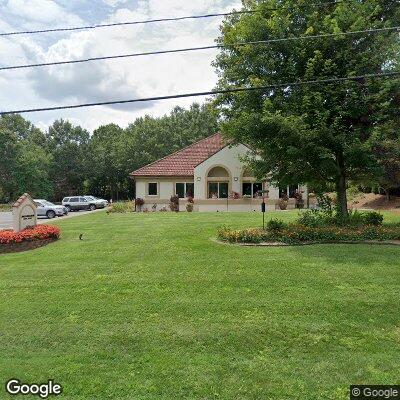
217,225,400,245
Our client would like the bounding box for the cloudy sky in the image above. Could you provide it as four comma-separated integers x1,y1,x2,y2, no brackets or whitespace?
0,0,241,131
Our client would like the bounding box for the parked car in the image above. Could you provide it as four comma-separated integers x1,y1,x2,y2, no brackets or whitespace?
62,196,92,212
83,196,108,209
34,199,68,219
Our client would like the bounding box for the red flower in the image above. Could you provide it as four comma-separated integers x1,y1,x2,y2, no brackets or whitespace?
0,225,60,245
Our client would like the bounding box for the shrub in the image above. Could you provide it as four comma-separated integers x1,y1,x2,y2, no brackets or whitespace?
186,203,194,212
135,198,145,212
108,201,134,213
170,196,179,212
278,198,288,210
217,224,400,245
316,194,334,213
346,210,366,226
296,210,334,227
363,211,384,226
267,219,286,231
217,226,264,244
0,225,60,245
297,209,384,228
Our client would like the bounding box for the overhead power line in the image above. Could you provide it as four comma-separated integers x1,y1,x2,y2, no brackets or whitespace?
1,71,399,115
0,10,256,37
1,26,398,72
0,1,342,37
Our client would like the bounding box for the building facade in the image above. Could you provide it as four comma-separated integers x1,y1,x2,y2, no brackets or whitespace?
131,133,307,211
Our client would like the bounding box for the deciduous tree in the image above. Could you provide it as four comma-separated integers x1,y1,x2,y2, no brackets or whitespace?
214,0,400,220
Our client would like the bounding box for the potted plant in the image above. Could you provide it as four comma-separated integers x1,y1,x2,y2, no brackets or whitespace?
135,198,145,212
169,195,179,212
278,194,288,210
294,190,304,209
230,191,240,200
186,196,194,212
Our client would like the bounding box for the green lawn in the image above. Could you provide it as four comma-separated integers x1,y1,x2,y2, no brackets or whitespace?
1,211,400,399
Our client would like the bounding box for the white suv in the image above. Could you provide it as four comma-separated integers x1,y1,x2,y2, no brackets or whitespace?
62,196,92,212
83,196,108,209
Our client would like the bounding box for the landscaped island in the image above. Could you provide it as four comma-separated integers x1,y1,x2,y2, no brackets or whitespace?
0,225,60,253
218,210,400,245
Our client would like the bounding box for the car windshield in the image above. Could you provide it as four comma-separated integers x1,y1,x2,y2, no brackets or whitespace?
86,196,95,200
42,201,55,206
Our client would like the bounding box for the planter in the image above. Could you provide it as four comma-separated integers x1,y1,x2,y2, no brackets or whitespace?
170,196,179,212
278,200,288,210
0,225,60,254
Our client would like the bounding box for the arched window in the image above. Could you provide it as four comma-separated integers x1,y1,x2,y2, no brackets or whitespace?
207,166,229,198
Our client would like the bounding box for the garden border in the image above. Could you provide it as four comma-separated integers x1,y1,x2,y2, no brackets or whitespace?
213,238,400,247
0,238,58,254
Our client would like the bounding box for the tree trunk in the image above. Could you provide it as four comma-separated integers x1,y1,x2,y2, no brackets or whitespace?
335,153,348,222
336,173,348,222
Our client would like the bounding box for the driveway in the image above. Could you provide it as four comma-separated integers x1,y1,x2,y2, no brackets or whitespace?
0,209,105,229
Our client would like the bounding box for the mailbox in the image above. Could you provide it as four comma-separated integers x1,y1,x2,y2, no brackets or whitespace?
261,202,266,213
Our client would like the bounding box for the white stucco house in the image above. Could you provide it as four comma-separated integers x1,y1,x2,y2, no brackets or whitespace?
131,133,307,211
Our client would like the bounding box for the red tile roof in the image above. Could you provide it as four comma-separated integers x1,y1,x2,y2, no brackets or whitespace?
130,133,226,177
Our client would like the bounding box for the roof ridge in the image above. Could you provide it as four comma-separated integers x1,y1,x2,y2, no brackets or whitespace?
130,132,222,176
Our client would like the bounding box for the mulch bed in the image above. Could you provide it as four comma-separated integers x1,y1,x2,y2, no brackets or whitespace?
214,238,400,247
0,238,58,254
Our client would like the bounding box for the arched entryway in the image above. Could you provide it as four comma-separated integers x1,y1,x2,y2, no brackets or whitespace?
207,166,230,199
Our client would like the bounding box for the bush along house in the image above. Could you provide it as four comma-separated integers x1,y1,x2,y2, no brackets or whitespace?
130,133,307,212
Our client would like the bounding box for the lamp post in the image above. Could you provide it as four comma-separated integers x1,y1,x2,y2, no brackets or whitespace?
260,190,269,230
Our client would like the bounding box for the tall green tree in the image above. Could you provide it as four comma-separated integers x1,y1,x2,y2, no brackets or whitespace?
214,0,400,219
0,122,19,202
46,119,90,200
0,115,52,202
122,102,219,196
86,123,125,200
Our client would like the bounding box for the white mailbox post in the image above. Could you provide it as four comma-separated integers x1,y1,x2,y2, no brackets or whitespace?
12,193,37,232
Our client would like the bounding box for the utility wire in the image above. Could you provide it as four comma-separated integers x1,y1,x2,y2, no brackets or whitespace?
1,26,398,72
0,1,342,37
0,10,256,37
1,71,399,115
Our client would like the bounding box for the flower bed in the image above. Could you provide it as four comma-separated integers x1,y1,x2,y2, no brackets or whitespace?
0,225,60,253
217,225,400,245
107,201,134,213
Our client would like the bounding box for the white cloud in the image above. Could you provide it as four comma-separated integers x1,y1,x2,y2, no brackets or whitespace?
6,0,83,26
0,0,241,131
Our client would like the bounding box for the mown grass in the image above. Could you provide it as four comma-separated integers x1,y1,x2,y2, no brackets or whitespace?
1,210,400,399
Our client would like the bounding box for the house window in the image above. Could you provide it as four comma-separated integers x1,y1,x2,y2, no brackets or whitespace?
186,183,194,197
242,182,252,196
148,182,158,196
253,182,263,197
289,185,299,198
242,182,263,198
279,186,288,198
208,182,228,198
175,182,194,198
279,185,299,198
